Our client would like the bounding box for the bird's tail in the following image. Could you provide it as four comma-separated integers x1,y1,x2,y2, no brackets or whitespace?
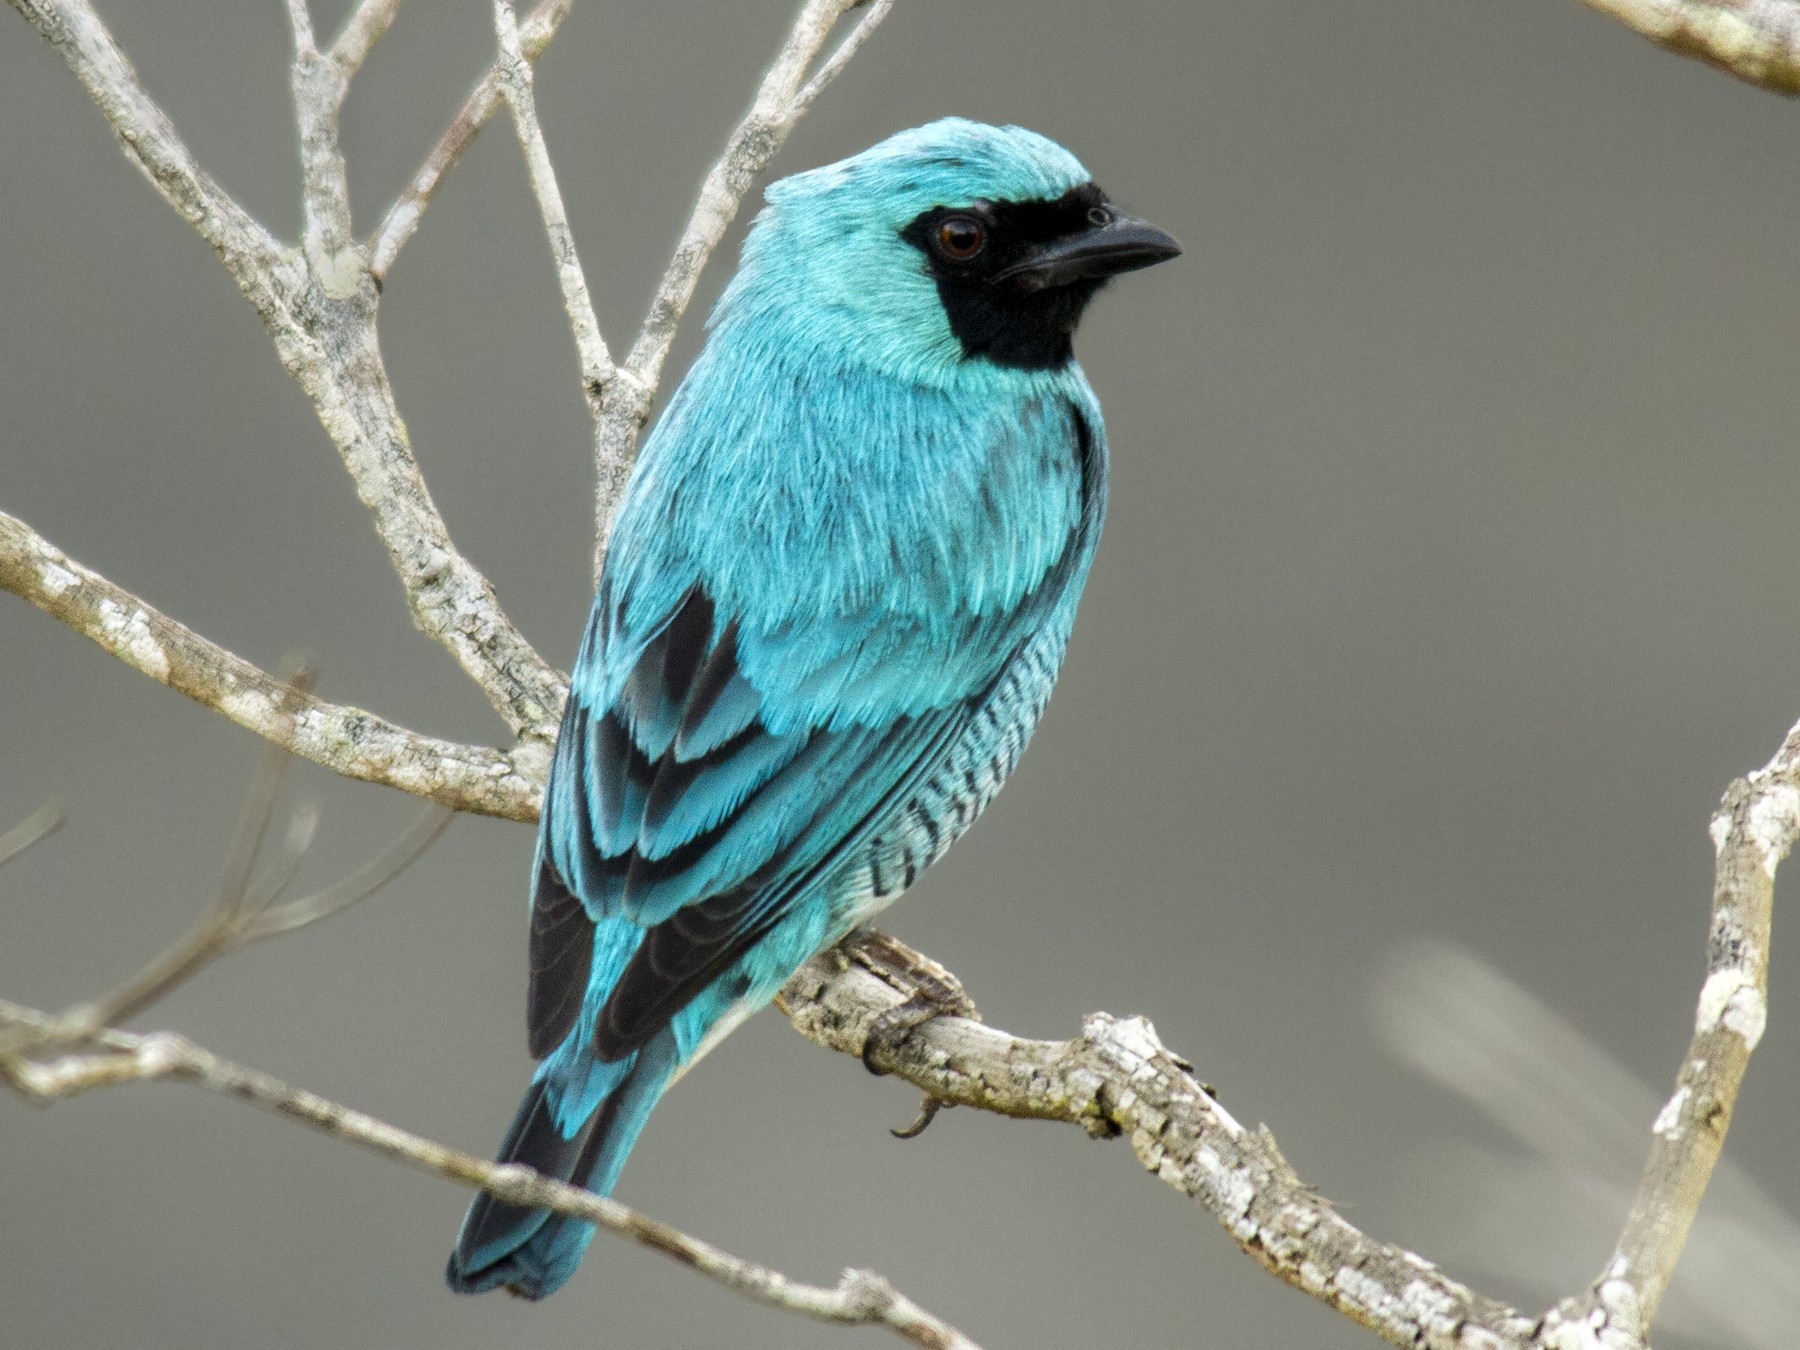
446,1036,677,1299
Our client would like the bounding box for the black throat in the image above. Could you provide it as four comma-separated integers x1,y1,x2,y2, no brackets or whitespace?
901,184,1109,371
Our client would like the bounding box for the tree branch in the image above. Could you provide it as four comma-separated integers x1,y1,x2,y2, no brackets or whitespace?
11,0,567,743
1577,0,1800,94
780,938,1543,1349
7,0,289,301
1537,714,1800,1345
9,4,1777,1343
330,0,406,82
492,0,615,413
287,0,357,285
781,698,1798,1350
0,1011,976,1350
0,510,543,820
0,801,64,868
591,0,897,575
366,0,570,283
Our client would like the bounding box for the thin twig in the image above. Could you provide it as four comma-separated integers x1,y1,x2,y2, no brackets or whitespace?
592,0,896,575
791,0,895,118
285,0,317,54
493,0,615,410
0,509,546,820
6,0,290,302
21,704,455,1040
287,0,356,288
367,0,571,282
1576,0,1800,94
0,1007,976,1348
243,802,451,940
330,0,406,82
0,802,64,868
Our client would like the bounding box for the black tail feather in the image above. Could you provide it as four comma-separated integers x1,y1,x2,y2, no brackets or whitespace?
446,1077,614,1298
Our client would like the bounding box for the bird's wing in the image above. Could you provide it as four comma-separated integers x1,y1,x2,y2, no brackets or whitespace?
527,582,1011,1061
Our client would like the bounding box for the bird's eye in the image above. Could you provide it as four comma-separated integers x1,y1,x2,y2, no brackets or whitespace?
934,216,986,260
1087,205,1114,228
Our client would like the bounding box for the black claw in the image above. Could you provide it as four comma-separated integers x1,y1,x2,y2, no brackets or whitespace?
862,1036,890,1076
890,1094,946,1139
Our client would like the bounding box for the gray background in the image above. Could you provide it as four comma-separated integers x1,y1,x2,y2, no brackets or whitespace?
3,2,1797,1346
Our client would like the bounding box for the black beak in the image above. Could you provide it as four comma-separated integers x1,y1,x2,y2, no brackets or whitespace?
990,211,1182,292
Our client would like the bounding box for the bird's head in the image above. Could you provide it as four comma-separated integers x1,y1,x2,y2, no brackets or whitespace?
715,118,1181,382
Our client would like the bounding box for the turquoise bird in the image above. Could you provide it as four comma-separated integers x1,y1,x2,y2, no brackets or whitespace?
447,118,1179,1298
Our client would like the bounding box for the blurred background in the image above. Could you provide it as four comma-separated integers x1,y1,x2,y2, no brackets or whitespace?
3,2,1798,1346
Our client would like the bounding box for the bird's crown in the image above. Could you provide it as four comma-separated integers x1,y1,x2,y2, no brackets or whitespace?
765,117,1091,221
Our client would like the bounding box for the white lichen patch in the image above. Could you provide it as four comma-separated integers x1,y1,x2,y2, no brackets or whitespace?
96,598,169,681
1745,783,1800,876
1652,1085,1690,1139
1212,1157,1255,1220
1331,1265,1389,1316
220,689,277,729
1108,1013,1163,1064
1398,1277,1459,1335
314,245,363,299
1696,967,1759,1041
1709,811,1732,855
1595,1277,1641,1332
1722,985,1767,1049
38,559,79,596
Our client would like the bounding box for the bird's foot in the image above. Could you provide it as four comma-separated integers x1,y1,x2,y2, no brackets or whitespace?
841,929,979,1138
845,929,980,1075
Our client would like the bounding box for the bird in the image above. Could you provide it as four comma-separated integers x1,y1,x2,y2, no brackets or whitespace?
446,117,1180,1299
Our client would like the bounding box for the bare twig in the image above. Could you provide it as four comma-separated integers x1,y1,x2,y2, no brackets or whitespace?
244,803,450,940
330,0,406,81
0,510,545,820
493,0,615,411
6,0,290,302
1,702,453,1050
1577,0,1800,93
0,1008,977,1348
286,0,356,287
1537,715,1800,1345
367,0,571,282
1378,940,1800,1350
0,802,64,868
285,0,317,54
592,0,897,575
792,0,896,117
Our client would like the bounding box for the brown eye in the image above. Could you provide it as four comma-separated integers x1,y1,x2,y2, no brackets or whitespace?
935,216,986,260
